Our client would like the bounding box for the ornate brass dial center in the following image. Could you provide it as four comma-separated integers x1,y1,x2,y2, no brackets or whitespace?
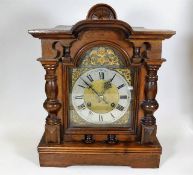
83,80,119,114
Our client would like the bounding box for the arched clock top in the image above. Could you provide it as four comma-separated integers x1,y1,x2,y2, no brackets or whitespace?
73,42,131,67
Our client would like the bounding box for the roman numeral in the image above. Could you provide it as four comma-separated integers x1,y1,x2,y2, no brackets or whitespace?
99,114,103,121
116,104,124,111
88,110,93,116
117,84,125,89
110,113,115,119
78,84,86,88
75,95,83,99
99,72,104,79
110,74,116,82
120,95,127,99
77,103,86,110
87,74,94,82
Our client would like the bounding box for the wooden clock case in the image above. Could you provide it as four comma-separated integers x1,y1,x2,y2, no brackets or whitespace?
29,4,175,168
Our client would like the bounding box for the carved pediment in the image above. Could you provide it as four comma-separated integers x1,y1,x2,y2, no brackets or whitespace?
86,3,117,20
28,4,175,40
72,4,133,38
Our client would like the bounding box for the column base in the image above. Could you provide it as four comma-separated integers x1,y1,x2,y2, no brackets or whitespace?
45,123,60,144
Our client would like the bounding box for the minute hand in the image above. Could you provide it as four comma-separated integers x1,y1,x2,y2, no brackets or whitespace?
80,78,98,94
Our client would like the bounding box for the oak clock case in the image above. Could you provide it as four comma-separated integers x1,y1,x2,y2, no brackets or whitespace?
29,4,175,168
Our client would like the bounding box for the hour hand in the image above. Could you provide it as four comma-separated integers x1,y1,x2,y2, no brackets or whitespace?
104,81,112,90
80,78,91,88
103,73,116,92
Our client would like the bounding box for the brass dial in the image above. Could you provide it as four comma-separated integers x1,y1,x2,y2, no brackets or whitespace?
72,68,132,124
84,80,119,114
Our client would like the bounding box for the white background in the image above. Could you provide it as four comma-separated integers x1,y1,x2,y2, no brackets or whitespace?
0,0,193,175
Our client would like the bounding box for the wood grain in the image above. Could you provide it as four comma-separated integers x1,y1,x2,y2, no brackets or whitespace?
29,3,175,168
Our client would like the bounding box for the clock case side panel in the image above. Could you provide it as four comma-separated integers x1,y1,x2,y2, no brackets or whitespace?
61,31,142,142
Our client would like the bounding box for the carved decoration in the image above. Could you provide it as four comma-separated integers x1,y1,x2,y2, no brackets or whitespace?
52,41,64,59
131,42,151,66
87,4,117,20
141,59,165,144
52,41,72,64
131,47,142,65
141,42,151,59
39,59,61,144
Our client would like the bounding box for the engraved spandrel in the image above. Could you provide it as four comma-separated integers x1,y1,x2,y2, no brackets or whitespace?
80,46,125,68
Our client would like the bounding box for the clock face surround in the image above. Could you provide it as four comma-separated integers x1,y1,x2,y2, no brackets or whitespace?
72,68,132,124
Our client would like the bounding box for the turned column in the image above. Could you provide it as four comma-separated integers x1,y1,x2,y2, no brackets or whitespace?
38,59,61,144
141,59,165,144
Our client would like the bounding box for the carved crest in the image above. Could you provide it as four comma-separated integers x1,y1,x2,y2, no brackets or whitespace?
87,4,117,20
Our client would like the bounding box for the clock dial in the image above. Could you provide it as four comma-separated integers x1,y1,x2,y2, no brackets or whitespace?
72,68,132,124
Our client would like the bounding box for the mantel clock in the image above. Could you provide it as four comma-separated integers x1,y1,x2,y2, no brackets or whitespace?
29,4,175,168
